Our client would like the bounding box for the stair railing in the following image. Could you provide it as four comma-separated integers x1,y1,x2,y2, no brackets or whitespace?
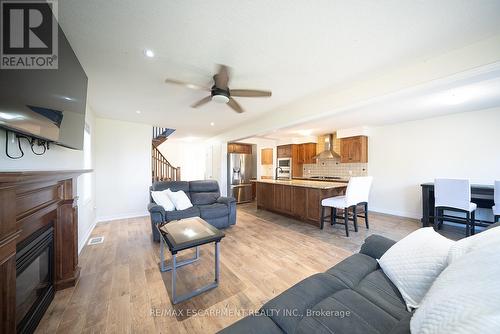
152,145,181,182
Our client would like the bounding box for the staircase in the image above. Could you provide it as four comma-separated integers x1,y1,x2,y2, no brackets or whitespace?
152,127,181,182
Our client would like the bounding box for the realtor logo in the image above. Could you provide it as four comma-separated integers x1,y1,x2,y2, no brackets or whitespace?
1,0,58,69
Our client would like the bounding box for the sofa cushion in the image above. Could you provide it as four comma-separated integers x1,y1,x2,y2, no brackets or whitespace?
190,180,221,205
360,234,397,259
296,289,399,334
153,181,190,196
218,315,283,334
326,253,379,288
261,273,349,334
191,192,220,205
447,224,500,263
190,180,220,192
151,190,176,211
410,239,500,334
164,206,200,222
166,189,193,210
354,270,408,320
199,203,229,220
378,227,454,310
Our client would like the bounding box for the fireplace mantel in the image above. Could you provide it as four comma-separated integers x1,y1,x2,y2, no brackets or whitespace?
0,169,91,333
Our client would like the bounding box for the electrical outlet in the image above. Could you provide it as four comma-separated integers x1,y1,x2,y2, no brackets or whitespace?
349,170,353,175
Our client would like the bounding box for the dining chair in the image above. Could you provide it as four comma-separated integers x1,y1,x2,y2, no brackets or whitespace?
320,176,373,237
434,178,476,236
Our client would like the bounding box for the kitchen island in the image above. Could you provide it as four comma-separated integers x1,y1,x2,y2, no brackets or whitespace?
253,179,347,227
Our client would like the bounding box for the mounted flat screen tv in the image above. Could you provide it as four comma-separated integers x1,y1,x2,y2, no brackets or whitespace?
0,24,88,150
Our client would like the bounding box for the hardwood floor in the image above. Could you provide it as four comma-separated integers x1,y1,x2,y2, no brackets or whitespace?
36,204,420,334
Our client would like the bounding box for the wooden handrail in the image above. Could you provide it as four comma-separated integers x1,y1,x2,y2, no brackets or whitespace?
151,144,181,182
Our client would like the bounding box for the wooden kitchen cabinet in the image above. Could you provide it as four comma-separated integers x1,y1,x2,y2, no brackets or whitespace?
340,136,368,163
228,143,252,154
256,182,274,210
296,144,305,163
301,143,317,164
255,181,346,227
277,144,292,158
277,143,316,177
274,184,292,213
261,148,273,165
292,186,307,218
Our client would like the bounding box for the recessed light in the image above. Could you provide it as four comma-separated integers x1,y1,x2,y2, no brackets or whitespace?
210,122,215,126
144,49,155,58
136,110,141,114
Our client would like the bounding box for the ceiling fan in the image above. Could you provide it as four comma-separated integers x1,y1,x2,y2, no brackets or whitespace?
165,64,272,113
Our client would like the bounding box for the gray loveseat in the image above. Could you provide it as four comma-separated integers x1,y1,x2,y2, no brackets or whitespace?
148,180,236,242
219,234,412,334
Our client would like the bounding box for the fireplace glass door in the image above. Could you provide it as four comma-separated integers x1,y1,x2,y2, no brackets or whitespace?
16,226,54,334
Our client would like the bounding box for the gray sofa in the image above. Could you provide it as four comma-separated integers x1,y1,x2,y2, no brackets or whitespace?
148,180,236,242
219,234,412,334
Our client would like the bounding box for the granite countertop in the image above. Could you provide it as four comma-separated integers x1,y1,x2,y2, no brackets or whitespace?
293,176,350,183
252,178,348,189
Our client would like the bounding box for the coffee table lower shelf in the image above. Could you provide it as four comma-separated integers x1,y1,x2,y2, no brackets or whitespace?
159,233,220,305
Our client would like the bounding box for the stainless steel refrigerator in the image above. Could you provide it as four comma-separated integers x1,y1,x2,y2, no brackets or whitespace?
228,153,254,203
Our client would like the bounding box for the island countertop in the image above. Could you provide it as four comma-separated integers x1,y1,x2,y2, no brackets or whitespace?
253,179,346,227
252,178,347,190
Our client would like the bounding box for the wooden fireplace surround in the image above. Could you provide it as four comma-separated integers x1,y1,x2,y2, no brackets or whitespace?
0,170,91,333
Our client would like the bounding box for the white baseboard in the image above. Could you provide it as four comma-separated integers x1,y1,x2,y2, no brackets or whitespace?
96,211,149,223
78,220,97,254
369,207,421,220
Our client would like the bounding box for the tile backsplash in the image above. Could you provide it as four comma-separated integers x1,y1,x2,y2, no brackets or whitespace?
302,158,368,178
302,133,368,178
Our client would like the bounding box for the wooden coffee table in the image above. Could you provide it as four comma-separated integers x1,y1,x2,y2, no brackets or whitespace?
157,217,225,304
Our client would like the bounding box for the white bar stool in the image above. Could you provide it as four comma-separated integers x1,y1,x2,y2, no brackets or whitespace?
434,178,477,236
320,176,373,237
493,180,500,223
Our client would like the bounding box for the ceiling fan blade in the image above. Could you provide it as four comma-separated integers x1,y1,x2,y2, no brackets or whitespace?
227,97,244,113
214,64,230,89
191,96,212,108
165,79,209,91
230,89,272,97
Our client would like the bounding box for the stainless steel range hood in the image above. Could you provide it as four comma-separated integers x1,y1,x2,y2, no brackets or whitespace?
313,133,341,160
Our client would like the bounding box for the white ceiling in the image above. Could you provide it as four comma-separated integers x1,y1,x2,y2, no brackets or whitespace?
261,65,500,141
58,0,500,139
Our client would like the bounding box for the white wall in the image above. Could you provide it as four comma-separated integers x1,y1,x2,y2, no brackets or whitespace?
157,140,206,181
0,106,97,253
94,118,151,222
368,107,500,219
205,141,227,196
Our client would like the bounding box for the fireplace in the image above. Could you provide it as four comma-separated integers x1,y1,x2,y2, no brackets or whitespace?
0,170,87,333
16,226,55,334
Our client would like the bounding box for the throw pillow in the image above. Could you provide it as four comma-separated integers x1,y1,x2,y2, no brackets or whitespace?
378,227,454,311
151,190,175,211
166,189,193,210
447,225,500,264
410,242,500,334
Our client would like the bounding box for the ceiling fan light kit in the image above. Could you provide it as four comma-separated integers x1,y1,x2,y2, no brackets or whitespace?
212,94,230,104
165,64,272,113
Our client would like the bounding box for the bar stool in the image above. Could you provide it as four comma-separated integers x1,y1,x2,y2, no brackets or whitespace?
494,180,500,223
320,176,373,237
434,178,477,236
